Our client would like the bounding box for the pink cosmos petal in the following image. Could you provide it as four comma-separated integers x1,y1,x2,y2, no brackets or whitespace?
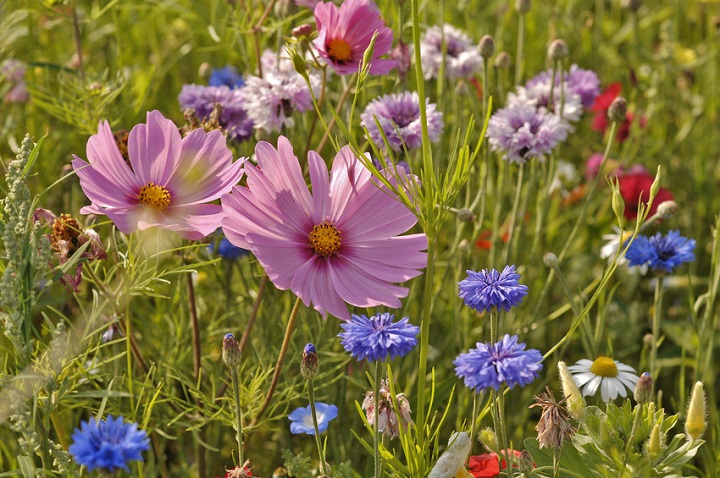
128,110,182,186
72,157,138,208
308,151,330,222
308,262,350,319
85,120,138,191
247,233,312,290
102,207,144,235
329,147,373,220
328,259,405,309
342,235,427,282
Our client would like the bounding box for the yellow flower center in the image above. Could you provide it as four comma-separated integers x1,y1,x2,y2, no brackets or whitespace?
138,182,171,210
327,38,353,64
309,222,341,258
590,356,618,377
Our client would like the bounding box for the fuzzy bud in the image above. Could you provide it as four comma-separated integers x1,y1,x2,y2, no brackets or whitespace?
543,252,559,268
515,0,531,14
645,423,662,464
456,208,476,223
478,427,499,453
518,449,534,474
292,23,315,39
656,200,677,220
634,372,653,404
547,39,568,61
608,97,628,123
558,361,586,420
479,35,495,60
685,381,707,441
301,343,319,380
494,52,511,70
222,333,242,368
428,432,471,478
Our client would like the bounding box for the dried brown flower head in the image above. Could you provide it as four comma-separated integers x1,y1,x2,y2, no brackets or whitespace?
529,387,575,449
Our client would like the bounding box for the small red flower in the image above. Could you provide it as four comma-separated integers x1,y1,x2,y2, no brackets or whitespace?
468,450,523,478
618,172,673,221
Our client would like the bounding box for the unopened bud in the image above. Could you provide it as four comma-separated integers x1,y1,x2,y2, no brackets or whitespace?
458,238,470,252
518,449,534,474
548,39,568,61
643,333,654,346
494,52,511,70
685,381,706,441
198,62,212,79
634,372,653,404
478,427,499,453
656,200,677,220
292,23,315,39
608,97,628,123
479,35,495,60
457,208,476,222
645,423,662,464
301,343,319,380
610,177,625,222
222,333,242,368
515,0,531,14
621,0,642,12
543,252,559,268
558,361,586,420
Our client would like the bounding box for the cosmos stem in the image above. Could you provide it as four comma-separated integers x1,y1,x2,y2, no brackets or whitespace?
308,379,329,477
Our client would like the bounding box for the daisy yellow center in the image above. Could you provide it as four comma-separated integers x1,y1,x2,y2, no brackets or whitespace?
309,222,341,258
138,183,171,210
327,38,352,63
590,356,618,377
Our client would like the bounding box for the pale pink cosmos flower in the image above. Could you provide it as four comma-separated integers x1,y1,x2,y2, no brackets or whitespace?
313,0,395,76
221,137,427,320
72,110,244,240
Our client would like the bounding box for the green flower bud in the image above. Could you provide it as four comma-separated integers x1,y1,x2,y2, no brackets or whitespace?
518,449,534,474
645,423,662,464
685,381,706,441
558,361,586,420
543,252,559,268
478,427,499,453
547,39,568,61
494,52,511,70
479,35,495,60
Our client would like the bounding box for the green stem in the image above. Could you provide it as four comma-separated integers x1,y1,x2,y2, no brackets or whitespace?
373,360,381,478
496,389,511,478
515,12,525,85
469,392,480,458
308,379,329,477
651,275,664,379
231,368,244,466
503,163,525,265
623,403,644,466
489,309,498,344
415,239,435,453
552,446,561,478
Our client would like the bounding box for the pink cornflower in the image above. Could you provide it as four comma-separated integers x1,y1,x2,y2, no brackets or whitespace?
72,110,244,240
220,137,427,320
313,0,395,76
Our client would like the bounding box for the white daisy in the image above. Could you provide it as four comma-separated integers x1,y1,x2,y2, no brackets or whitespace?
567,357,640,402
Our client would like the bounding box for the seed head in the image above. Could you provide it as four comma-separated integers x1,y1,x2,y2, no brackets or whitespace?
530,387,575,449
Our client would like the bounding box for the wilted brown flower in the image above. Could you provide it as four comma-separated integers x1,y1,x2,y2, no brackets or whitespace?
362,379,412,439
529,387,575,449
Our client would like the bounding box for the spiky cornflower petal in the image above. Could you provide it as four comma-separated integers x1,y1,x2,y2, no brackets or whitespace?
221,137,427,320
417,25,483,80
625,230,696,273
339,313,419,362
178,84,254,141
69,415,149,472
458,265,528,313
288,403,338,435
525,64,600,108
454,334,543,391
209,66,245,88
361,91,443,151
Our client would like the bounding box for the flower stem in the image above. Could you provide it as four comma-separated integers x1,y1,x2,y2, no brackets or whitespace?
496,390,511,478
308,379,329,477
238,275,268,353
187,272,201,385
230,367,244,467
503,163,525,265
469,392,480,458
415,239,435,452
651,275,664,379
373,360,382,478
623,402,644,466
251,296,303,426
515,12,525,85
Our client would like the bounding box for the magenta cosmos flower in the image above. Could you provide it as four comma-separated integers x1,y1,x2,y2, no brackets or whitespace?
313,0,395,76
221,137,427,319
72,110,244,240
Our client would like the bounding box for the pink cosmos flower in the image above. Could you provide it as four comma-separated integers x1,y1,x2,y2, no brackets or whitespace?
220,137,426,320
72,110,244,240
313,0,395,76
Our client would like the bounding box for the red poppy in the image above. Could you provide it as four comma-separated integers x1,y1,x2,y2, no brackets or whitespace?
468,450,523,477
475,230,509,250
618,172,673,220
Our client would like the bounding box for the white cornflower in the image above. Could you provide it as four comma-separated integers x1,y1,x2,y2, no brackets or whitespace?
567,357,640,402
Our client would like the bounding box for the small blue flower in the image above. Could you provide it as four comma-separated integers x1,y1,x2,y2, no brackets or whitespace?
288,403,338,435
209,66,245,89
458,265,528,313
208,237,249,260
339,313,419,362
454,334,543,392
625,230,696,273
69,415,150,472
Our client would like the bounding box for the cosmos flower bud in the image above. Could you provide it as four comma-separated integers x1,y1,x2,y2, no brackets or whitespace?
558,361,586,420
494,52,511,70
633,372,653,404
543,252,559,268
478,427,499,453
479,35,495,60
645,423,662,464
291,23,315,39
222,333,242,368
656,200,678,220
547,39,568,61
515,0,531,13
608,97,628,123
685,381,706,441
518,449,534,474
301,343,319,380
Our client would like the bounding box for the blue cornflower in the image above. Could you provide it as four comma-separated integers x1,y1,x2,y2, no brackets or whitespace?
69,415,149,472
209,237,249,260
458,265,528,313
209,66,245,88
625,230,696,273
454,334,543,392
288,403,338,435
339,313,419,362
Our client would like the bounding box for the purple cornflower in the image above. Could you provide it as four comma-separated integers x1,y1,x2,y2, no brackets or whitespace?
486,103,569,163
208,234,248,260
209,66,244,88
69,415,150,472
418,25,482,80
454,334,543,391
239,50,320,133
339,313,419,362
361,91,443,151
458,265,528,313
625,230,696,273
178,84,253,141
508,81,584,124
525,65,600,108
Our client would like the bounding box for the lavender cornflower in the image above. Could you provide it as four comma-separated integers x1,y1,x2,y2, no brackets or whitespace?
508,80,584,124
209,66,245,88
486,102,569,163
418,25,483,80
361,91,443,151
458,265,528,313
239,50,320,133
454,334,543,391
69,416,150,472
625,230,696,273
339,313,419,362
1,58,29,103
525,65,600,109
178,84,253,141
